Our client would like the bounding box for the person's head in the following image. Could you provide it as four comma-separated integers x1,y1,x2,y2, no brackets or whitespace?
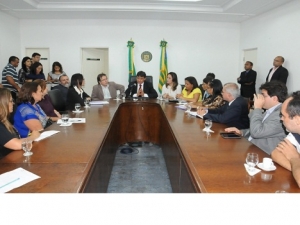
59,74,69,87
32,53,41,63
280,92,300,133
136,71,146,85
259,81,287,109
21,56,31,71
202,77,213,91
8,56,19,67
184,76,199,92
206,73,215,79
70,73,85,88
166,72,179,91
207,79,223,96
34,79,48,96
273,56,284,68
97,73,108,86
18,82,43,104
52,61,63,73
30,62,43,75
244,61,253,71
0,88,14,133
222,83,240,102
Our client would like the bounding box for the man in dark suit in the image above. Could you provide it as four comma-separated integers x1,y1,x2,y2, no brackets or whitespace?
52,74,69,103
266,56,288,84
197,83,249,129
125,71,158,98
237,61,257,100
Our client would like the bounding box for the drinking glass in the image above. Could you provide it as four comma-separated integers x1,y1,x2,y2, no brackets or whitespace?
158,94,162,100
75,103,81,111
22,139,33,156
204,119,212,131
84,98,89,107
246,153,259,172
185,104,192,113
116,94,121,100
61,114,69,125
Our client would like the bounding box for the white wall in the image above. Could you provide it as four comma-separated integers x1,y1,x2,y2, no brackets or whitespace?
19,19,240,94
0,11,20,70
240,0,300,94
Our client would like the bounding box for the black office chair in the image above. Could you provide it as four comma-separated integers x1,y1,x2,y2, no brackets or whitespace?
48,89,67,113
130,76,153,83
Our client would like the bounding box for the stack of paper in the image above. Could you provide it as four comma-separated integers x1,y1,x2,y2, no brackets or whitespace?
34,130,60,142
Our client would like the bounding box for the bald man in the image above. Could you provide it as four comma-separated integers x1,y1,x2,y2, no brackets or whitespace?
266,56,288,84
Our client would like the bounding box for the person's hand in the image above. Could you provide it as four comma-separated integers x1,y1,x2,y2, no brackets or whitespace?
253,93,265,109
237,77,241,81
224,127,241,136
29,130,41,140
197,107,207,117
162,93,168,99
176,94,183,99
276,139,300,161
138,89,144,97
54,110,61,119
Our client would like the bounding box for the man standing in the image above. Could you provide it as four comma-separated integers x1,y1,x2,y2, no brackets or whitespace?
266,56,288,84
31,52,41,64
52,74,69,103
91,73,125,100
125,71,158,98
197,83,249,129
1,56,20,100
225,81,287,155
237,61,257,100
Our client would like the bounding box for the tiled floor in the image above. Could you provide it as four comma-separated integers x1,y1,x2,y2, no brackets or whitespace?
107,143,173,193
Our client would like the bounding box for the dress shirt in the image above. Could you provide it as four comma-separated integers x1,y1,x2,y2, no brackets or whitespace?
101,84,111,99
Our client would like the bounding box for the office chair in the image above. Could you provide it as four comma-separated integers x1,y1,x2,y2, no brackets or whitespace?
48,89,67,113
130,76,153,83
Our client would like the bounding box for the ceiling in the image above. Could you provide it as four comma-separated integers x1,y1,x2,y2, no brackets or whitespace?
0,0,294,23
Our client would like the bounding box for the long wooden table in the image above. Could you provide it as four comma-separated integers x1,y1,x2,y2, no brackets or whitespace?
1,99,299,193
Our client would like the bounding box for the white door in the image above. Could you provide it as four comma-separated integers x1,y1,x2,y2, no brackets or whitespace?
81,48,109,97
243,48,258,92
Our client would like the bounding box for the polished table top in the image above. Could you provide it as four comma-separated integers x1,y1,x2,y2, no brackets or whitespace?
1,99,299,193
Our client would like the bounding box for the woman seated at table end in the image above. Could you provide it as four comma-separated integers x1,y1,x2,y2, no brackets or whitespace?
0,88,40,158
14,82,51,138
176,76,201,103
162,72,182,100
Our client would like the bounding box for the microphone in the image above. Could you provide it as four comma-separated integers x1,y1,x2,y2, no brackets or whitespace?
128,83,136,98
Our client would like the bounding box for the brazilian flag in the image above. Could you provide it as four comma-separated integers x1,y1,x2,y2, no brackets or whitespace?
159,40,168,93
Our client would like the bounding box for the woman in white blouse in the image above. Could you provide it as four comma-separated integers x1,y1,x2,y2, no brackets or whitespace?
162,72,182,99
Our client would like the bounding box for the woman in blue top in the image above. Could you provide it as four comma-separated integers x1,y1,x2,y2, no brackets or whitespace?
14,82,49,138
25,62,46,81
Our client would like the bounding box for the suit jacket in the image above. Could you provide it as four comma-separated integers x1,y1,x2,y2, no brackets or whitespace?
52,84,68,102
125,81,158,98
203,96,249,129
91,82,125,100
242,105,286,155
237,69,257,99
266,66,288,84
66,86,90,110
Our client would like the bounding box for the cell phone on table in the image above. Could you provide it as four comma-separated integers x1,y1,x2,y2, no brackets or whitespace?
220,132,241,139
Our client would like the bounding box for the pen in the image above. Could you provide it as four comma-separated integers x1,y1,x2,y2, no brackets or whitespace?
0,177,20,189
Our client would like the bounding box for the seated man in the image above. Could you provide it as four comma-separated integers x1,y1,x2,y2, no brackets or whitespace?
225,81,287,155
125,71,158,98
52,74,69,103
197,83,249,129
201,77,213,100
91,73,125,100
271,91,300,173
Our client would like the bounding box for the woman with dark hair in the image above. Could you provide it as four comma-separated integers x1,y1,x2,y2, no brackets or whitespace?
176,76,202,103
162,72,182,99
34,79,61,121
47,61,67,88
18,56,31,84
201,79,226,109
66,73,90,110
0,88,40,158
25,62,46,81
14,82,50,138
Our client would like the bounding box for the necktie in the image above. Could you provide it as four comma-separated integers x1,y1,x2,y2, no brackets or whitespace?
139,84,142,90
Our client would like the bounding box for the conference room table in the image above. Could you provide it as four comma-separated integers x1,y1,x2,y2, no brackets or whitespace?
1,98,299,193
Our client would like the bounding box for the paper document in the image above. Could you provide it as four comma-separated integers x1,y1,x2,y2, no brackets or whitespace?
57,118,86,124
90,101,109,105
34,130,60,142
0,168,40,193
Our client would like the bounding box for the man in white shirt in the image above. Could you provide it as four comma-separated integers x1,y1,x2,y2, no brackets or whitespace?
91,73,125,100
266,56,288,84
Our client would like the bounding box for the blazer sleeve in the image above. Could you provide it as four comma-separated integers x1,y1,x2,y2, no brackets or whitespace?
67,88,85,106
91,85,101,101
145,82,158,98
125,82,137,97
239,70,257,84
278,67,288,84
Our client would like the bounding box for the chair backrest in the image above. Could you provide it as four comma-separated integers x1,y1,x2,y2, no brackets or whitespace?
130,76,153,83
48,89,66,112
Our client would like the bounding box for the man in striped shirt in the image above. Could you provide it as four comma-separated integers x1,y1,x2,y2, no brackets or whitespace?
1,56,20,100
